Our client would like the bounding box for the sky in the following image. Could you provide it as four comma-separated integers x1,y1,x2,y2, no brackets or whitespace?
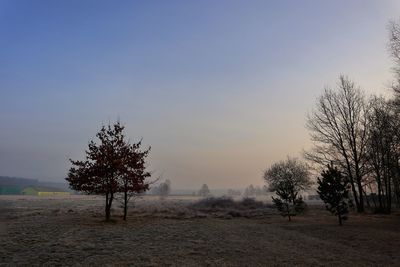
1,0,400,189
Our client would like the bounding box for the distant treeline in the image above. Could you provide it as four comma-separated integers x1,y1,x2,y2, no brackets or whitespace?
0,176,70,195
0,176,38,186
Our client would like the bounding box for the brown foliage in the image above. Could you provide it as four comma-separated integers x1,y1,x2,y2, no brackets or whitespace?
66,122,150,220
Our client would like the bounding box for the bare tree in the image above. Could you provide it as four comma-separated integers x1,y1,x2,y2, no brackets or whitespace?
264,157,311,221
149,179,171,199
244,184,255,197
366,97,397,212
305,76,369,212
227,189,241,197
387,20,400,207
198,184,210,197
388,19,400,101
264,157,311,191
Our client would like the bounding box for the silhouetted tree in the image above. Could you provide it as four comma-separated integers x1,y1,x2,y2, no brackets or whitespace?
262,185,269,193
198,184,210,197
227,189,241,197
272,182,306,222
244,185,265,197
118,139,151,220
254,185,265,196
157,179,171,199
388,19,400,105
66,122,151,221
317,166,350,225
305,76,369,213
366,97,399,213
264,158,310,221
386,20,400,206
244,184,255,197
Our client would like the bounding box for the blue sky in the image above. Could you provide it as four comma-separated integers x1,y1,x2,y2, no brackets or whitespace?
1,0,400,188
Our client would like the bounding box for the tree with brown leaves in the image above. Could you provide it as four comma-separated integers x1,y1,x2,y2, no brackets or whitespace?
66,122,150,221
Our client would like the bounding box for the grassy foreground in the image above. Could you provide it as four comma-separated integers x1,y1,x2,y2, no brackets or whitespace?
1,195,399,266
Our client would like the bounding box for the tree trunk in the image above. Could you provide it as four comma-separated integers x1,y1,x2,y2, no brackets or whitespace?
338,213,342,226
390,159,400,208
356,178,364,212
367,183,377,210
362,188,371,209
388,175,392,214
377,176,383,211
343,157,361,212
105,192,110,220
349,180,360,212
123,191,128,221
105,192,113,221
394,159,400,208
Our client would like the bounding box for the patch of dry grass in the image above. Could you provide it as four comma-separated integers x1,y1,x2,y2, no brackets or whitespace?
1,195,400,266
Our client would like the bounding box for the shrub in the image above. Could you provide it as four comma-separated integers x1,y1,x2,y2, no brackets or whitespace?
239,198,265,209
191,197,236,210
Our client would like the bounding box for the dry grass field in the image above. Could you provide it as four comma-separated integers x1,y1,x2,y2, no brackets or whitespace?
1,195,400,266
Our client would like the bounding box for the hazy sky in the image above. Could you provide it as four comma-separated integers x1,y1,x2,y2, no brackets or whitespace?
1,0,400,189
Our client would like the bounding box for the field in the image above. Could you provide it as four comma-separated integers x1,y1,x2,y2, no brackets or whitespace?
1,195,400,266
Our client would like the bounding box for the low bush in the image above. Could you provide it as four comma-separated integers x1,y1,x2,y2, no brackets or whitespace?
239,198,265,209
191,197,236,210
191,197,268,211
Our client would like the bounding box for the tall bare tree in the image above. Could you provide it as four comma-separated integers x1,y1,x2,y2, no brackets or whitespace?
387,20,400,207
366,96,398,213
305,76,369,212
388,19,400,102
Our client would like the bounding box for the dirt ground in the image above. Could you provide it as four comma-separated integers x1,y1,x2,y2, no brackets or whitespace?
1,195,400,266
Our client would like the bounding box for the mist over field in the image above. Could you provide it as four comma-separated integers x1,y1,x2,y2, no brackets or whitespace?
2,1,400,266
1,1,400,189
